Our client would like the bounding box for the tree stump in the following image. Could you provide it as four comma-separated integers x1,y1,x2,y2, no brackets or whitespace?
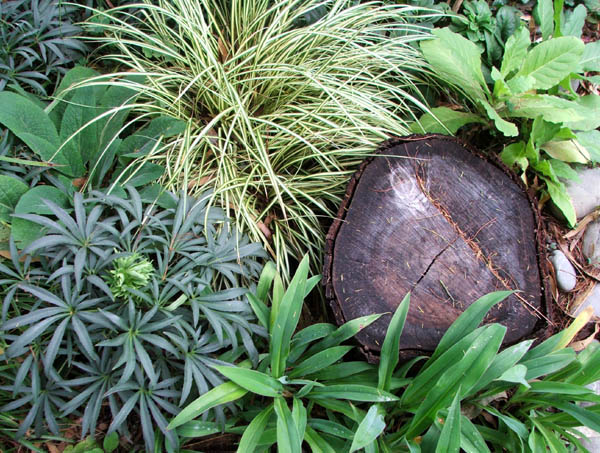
324,135,549,361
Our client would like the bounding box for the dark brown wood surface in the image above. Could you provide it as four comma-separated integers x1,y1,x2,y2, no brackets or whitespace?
324,136,546,360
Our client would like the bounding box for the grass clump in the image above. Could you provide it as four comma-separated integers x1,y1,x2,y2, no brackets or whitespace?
85,0,436,275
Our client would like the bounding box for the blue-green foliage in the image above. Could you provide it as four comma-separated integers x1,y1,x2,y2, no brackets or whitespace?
0,186,266,451
0,0,88,94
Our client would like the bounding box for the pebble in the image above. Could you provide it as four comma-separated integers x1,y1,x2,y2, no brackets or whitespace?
571,283,600,317
582,219,600,269
549,250,577,292
563,167,600,220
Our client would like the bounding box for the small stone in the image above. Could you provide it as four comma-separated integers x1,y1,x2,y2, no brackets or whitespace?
572,283,600,317
549,250,577,292
583,219,600,268
564,167,600,220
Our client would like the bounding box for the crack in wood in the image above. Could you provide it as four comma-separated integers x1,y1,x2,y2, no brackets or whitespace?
411,241,454,291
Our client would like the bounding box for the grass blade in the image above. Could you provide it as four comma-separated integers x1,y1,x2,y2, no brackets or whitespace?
237,404,274,453
350,405,386,453
214,366,283,398
378,293,410,391
168,382,248,430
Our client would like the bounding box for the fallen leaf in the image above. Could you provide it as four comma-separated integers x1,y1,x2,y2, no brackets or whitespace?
569,323,600,351
564,208,600,240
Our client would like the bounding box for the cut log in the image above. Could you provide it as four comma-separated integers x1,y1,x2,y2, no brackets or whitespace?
324,135,549,361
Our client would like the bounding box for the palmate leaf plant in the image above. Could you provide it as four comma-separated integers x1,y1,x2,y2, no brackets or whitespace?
169,258,600,452
0,185,266,451
412,8,600,227
82,0,439,277
0,0,88,94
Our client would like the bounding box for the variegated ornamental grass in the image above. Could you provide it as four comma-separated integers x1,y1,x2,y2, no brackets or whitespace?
83,0,437,275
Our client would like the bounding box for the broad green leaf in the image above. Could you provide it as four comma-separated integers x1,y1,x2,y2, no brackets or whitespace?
528,429,546,452
308,419,355,439
308,362,374,381
564,95,600,131
350,405,386,453
0,176,28,223
534,156,562,183
541,140,590,163
506,75,535,94
292,397,307,444
54,66,101,100
576,130,600,162
561,4,587,37
12,186,70,246
485,406,528,439
308,385,398,402
420,28,487,102
167,381,247,429
406,325,506,437
378,293,410,391
566,342,600,385
306,313,381,357
531,117,561,148
247,293,270,331
521,349,576,380
545,180,576,227
0,92,70,173
492,71,512,100
256,261,277,303
411,108,485,135
552,401,600,432
305,425,336,453
120,162,165,187
214,366,283,397
403,328,487,406
289,323,336,363
118,116,185,158
477,100,518,137
501,26,531,77
580,41,600,72
469,340,533,395
460,416,490,453
59,85,96,175
516,37,584,89
289,346,353,378
528,381,597,396
274,397,301,453
500,142,528,171
314,399,365,422
177,421,227,438
435,392,461,453
427,291,512,366
508,95,585,123
535,0,554,41
103,432,119,453
271,272,284,329
11,187,69,216
270,255,309,378
237,404,274,453
530,418,568,453
496,364,530,387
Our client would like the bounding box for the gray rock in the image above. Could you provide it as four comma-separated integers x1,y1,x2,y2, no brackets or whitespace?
583,219,600,268
564,167,600,220
550,250,577,292
581,436,600,451
571,283,600,317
